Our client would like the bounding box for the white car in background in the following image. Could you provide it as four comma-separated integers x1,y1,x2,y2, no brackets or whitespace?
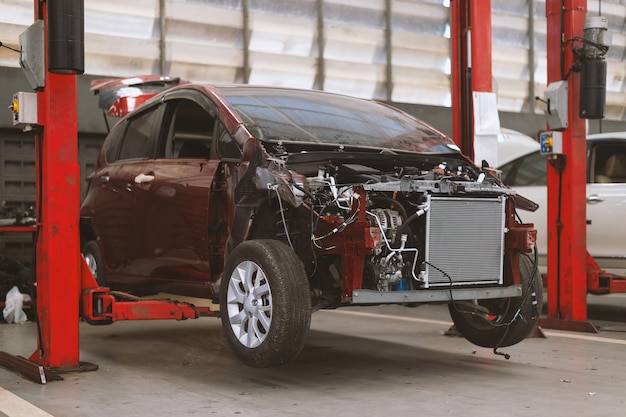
498,130,626,276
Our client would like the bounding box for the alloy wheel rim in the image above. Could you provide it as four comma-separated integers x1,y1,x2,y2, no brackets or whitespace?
226,260,273,348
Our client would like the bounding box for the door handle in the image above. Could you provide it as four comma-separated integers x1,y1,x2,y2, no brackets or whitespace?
586,194,605,204
99,175,110,184
134,173,155,184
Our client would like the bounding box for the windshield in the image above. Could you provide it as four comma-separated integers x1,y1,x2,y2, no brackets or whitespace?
218,87,458,154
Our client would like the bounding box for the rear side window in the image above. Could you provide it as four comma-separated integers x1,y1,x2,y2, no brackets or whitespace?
103,121,126,163
118,108,160,161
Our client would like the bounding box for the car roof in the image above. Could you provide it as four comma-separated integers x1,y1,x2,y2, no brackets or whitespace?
495,130,626,168
496,128,540,167
587,131,626,141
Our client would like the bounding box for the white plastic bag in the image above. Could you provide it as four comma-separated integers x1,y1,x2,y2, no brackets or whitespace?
3,286,27,324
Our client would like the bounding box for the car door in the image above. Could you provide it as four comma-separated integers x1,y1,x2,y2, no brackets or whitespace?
586,140,626,271
130,92,224,296
87,105,162,278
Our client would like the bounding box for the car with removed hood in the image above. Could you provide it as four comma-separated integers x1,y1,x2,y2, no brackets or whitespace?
80,77,541,367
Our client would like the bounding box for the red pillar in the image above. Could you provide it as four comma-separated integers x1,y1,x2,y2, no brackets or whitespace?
450,0,492,159
30,0,81,368
544,0,591,327
469,0,492,93
450,0,467,151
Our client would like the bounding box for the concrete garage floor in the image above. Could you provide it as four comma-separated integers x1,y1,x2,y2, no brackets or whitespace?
1,294,626,417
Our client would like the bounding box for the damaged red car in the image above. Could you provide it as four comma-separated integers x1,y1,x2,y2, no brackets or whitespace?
80,78,541,367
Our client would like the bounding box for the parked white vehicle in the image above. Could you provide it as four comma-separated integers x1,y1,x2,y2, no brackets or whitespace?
498,130,626,276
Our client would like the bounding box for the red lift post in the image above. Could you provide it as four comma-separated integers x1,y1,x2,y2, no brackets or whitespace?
30,0,82,370
450,0,493,157
540,0,597,332
451,0,616,331
0,0,83,382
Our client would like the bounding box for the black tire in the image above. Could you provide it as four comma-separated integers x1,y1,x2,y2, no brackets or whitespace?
220,240,311,367
82,240,106,287
448,252,542,348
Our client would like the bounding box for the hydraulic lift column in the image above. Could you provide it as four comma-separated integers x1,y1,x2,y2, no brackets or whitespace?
452,0,610,331
0,1,85,382
31,0,84,369
541,0,595,331
450,0,493,159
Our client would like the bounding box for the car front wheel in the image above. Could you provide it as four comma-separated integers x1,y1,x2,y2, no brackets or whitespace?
219,239,311,367
448,252,542,348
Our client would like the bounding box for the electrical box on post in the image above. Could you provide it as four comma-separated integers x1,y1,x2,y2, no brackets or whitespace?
540,131,563,156
543,81,568,130
19,19,45,89
10,91,38,128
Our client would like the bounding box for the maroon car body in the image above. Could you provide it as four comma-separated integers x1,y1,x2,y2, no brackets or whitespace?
80,79,540,367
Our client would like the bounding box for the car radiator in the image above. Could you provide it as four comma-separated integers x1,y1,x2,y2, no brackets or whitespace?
422,196,506,287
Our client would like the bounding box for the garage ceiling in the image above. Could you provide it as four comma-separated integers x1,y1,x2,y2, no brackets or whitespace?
1,0,625,119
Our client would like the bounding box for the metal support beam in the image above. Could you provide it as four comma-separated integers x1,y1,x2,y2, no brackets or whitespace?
450,0,492,160
469,0,492,93
315,0,325,91
0,351,62,384
242,0,250,84
450,0,469,154
542,0,591,328
528,0,536,113
159,0,166,75
384,0,393,101
352,285,522,305
28,0,82,369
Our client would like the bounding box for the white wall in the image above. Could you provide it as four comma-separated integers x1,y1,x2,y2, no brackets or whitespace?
1,0,625,120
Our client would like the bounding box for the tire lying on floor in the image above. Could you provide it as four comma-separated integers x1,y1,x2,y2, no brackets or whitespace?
448,252,542,348
219,239,312,367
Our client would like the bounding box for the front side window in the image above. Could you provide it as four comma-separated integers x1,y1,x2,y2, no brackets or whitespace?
163,99,215,159
118,107,160,161
216,122,243,160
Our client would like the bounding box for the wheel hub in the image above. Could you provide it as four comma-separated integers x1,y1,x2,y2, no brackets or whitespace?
244,293,259,314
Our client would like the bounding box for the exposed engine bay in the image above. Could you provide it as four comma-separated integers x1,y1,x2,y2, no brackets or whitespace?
251,144,535,306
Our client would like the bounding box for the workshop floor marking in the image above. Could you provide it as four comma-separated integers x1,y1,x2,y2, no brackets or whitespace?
0,387,55,417
324,309,626,345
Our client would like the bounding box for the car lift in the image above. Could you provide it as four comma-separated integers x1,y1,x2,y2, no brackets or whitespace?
2,0,626,384
451,0,626,334
0,0,218,384
538,0,626,332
